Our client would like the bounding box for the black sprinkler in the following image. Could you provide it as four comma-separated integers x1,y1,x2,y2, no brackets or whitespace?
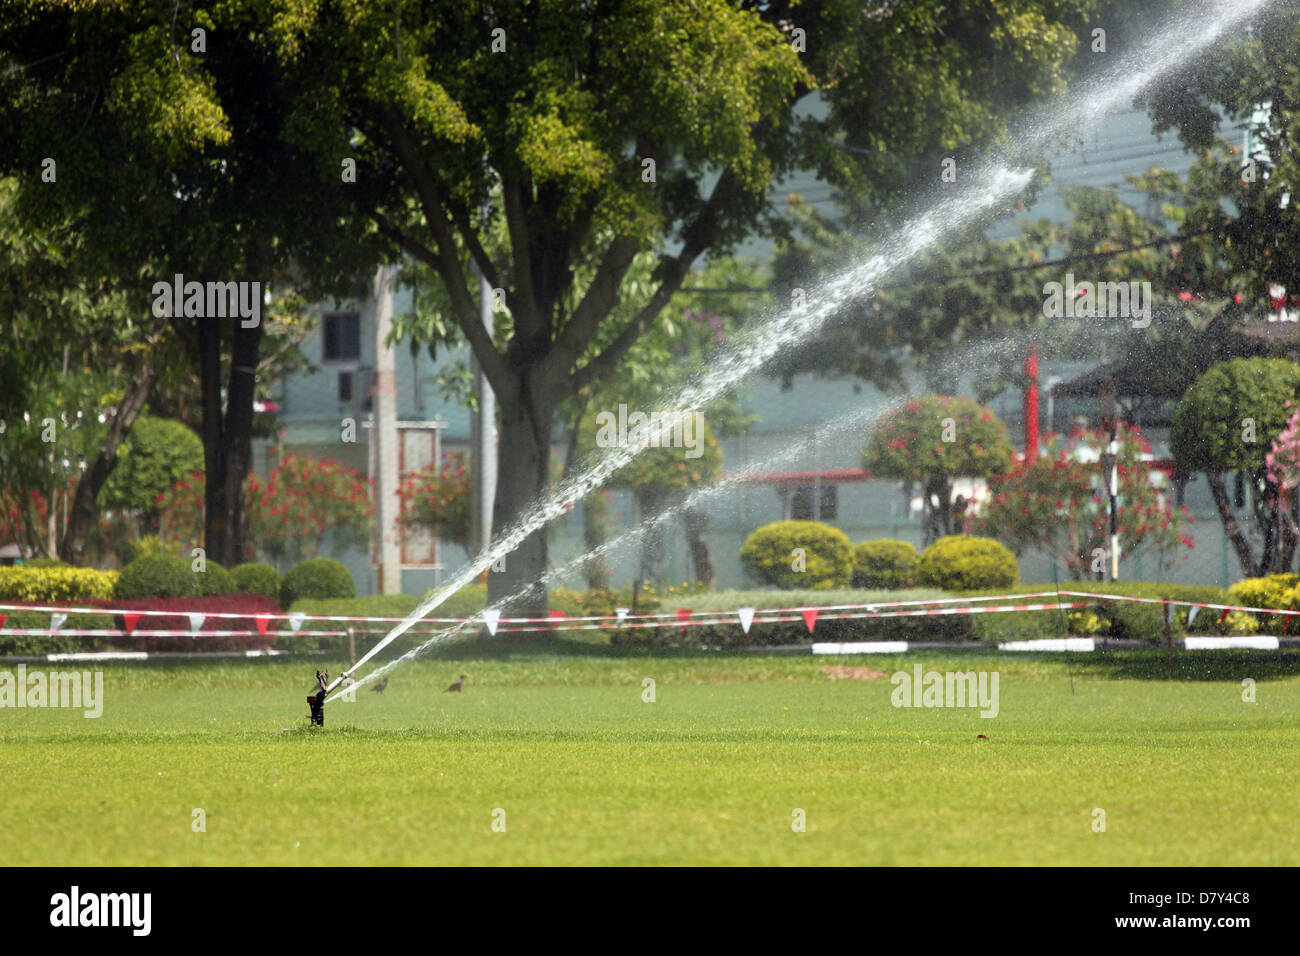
307,669,329,726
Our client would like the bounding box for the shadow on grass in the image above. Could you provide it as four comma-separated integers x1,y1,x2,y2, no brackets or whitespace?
1073,648,1300,681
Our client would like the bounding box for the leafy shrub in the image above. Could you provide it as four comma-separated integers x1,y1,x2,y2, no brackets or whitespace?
739,521,853,590
99,415,204,520
128,535,183,562
918,535,1018,591
232,562,282,600
280,557,355,607
114,554,234,599
1228,574,1298,632
852,539,920,589
1063,581,1246,640
0,566,119,602
21,557,68,568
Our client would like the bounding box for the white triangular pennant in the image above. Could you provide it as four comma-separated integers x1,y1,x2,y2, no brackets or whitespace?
482,608,501,636
1186,606,1200,628
288,612,305,633
49,612,67,632
187,613,206,634
737,607,756,634
614,608,629,625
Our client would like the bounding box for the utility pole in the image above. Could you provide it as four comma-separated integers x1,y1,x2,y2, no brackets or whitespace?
1099,378,1120,581
373,264,401,595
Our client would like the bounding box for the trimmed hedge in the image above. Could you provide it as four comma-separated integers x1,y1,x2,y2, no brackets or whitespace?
918,535,1018,591
648,588,966,647
739,521,853,590
0,607,117,656
0,566,119,602
852,539,920,589
232,562,282,601
285,584,487,652
280,557,355,607
87,594,281,652
114,554,234,599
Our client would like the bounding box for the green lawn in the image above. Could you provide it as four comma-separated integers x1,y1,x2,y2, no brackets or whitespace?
2,645,1297,865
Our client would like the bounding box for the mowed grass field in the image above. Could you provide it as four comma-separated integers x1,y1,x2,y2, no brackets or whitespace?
2,644,1298,866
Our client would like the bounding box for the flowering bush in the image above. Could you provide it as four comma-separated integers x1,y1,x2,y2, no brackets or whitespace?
157,453,373,565
398,451,471,549
969,423,1191,579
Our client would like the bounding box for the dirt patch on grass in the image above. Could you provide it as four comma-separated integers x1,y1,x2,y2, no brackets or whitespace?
823,665,887,680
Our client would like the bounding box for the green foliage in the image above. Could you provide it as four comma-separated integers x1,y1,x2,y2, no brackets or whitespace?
99,415,204,519
739,521,853,590
918,535,1019,591
113,554,233,599
280,557,355,607
852,539,920,589
232,562,283,601
0,566,119,602
863,395,1014,482
585,413,724,497
1172,359,1300,474
0,608,117,656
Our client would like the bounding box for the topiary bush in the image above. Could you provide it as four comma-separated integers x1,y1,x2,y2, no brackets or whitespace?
852,539,920,589
113,553,234,599
918,535,1018,591
280,557,355,607
232,562,283,601
1228,574,1299,633
739,520,853,590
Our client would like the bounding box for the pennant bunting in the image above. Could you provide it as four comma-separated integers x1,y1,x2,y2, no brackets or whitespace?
288,612,305,633
482,608,501,636
614,608,629,625
254,615,271,636
737,607,755,634
801,607,819,633
50,612,68,633
676,608,692,630
187,613,206,635
1186,606,1199,628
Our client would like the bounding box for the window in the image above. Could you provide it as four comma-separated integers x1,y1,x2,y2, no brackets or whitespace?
338,370,354,403
323,312,361,361
791,484,837,520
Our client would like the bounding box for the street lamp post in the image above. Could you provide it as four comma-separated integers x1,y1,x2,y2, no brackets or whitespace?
1099,379,1119,581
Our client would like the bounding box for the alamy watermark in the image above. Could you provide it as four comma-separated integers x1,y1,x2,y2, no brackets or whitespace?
594,404,704,459
890,664,999,718
1043,272,1151,329
0,666,103,717
151,273,261,327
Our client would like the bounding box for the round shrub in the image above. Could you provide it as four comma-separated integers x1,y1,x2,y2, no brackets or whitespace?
232,561,282,600
280,557,355,606
852,539,920,589
918,535,1018,591
739,520,853,590
114,553,235,599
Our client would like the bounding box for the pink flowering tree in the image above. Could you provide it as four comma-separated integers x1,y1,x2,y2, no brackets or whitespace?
862,394,1014,544
970,423,1192,579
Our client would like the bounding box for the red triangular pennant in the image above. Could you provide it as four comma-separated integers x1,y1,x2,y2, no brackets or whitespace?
254,615,271,636
801,607,819,633
676,608,692,630
1219,608,1231,627
123,611,142,635
0,613,6,630
547,609,564,632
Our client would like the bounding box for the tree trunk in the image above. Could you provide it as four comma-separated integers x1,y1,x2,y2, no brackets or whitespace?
200,318,263,567
1208,472,1259,576
60,360,158,565
581,491,611,590
636,489,667,590
486,384,554,617
683,504,713,588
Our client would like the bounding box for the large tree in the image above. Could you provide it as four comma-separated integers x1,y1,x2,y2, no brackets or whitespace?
1,0,1105,611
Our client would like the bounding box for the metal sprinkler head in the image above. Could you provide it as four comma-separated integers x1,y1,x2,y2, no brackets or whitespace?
307,669,329,726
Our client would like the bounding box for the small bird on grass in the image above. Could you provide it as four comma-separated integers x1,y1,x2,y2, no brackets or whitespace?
371,677,389,693
446,674,468,693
